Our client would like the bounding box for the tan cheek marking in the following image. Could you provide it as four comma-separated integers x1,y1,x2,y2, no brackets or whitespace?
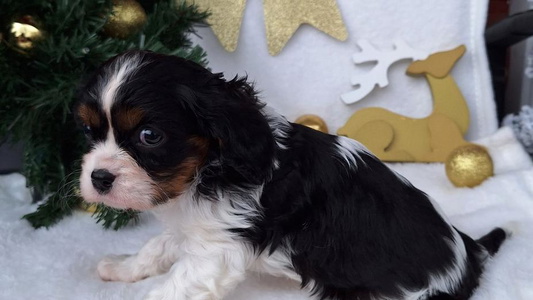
154,137,210,202
115,107,145,131
188,136,210,156
77,104,101,127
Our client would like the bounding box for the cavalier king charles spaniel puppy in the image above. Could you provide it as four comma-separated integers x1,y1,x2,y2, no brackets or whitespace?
75,50,507,300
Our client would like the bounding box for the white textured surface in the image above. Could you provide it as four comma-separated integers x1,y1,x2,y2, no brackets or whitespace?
1,129,533,299
191,0,496,140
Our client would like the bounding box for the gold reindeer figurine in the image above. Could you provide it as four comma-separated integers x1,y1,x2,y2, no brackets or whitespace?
338,45,471,162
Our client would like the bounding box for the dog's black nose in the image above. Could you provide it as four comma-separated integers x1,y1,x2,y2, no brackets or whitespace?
91,169,116,194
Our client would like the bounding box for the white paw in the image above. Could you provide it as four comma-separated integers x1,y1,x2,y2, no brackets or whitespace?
97,254,142,282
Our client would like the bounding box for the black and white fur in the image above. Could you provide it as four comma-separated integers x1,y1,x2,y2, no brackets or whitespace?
75,50,507,300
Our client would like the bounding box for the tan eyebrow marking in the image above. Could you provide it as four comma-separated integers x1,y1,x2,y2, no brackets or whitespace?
77,103,101,128
115,107,145,131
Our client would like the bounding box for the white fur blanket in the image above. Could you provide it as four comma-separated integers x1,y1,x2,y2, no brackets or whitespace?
1,127,532,300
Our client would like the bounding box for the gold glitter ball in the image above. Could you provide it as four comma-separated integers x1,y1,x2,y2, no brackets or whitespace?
79,202,98,214
9,15,44,51
74,188,97,213
445,144,493,188
295,114,329,133
104,0,147,39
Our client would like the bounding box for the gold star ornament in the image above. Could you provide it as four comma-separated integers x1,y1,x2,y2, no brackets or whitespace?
187,0,348,55
263,0,348,55
188,0,247,52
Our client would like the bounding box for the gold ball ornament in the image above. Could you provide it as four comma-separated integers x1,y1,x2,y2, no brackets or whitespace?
73,187,98,213
7,15,44,52
295,115,329,133
79,202,98,214
104,0,147,39
445,144,494,188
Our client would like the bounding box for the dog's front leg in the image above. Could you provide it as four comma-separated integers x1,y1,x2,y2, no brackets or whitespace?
97,231,180,282
144,245,248,300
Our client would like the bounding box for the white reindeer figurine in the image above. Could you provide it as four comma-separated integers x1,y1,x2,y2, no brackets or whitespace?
341,40,429,104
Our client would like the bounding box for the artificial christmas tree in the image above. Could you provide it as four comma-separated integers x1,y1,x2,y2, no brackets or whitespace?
0,0,208,229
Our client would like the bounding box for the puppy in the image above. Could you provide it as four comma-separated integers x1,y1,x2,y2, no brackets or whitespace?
75,50,507,300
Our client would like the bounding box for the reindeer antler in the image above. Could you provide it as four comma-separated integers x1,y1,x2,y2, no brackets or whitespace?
341,39,429,104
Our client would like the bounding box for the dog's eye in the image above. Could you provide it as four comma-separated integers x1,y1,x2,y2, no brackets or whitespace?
83,124,92,137
139,128,164,147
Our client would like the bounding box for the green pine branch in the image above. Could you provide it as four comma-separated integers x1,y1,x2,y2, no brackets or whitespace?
1,0,209,230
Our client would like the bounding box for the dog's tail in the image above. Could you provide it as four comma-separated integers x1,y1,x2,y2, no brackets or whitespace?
428,227,509,300
476,227,508,256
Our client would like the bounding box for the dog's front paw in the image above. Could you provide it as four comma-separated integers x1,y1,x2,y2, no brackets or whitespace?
97,254,143,282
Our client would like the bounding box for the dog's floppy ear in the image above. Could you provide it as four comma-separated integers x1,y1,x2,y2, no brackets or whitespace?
188,75,276,185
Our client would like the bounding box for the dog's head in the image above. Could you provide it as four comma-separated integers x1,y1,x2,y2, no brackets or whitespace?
74,50,275,210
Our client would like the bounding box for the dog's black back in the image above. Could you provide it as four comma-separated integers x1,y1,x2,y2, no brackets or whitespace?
234,123,506,299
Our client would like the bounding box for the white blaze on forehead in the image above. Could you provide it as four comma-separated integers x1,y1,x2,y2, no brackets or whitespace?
99,55,144,133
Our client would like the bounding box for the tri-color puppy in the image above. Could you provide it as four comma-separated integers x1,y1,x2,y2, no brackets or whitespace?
75,50,507,300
